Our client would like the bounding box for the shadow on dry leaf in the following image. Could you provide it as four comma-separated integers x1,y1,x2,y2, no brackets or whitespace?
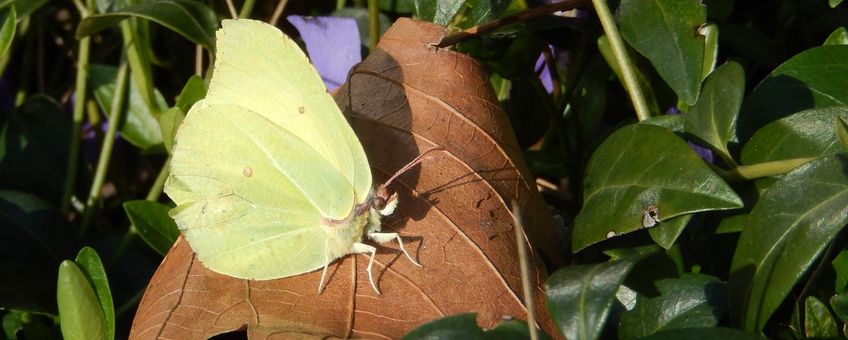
130,18,561,339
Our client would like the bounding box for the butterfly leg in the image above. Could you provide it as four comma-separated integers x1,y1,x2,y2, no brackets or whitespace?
368,232,422,267
317,239,331,294
351,242,380,294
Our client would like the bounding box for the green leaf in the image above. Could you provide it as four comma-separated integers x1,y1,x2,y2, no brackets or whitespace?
2,310,23,339
618,0,706,105
76,0,218,49
741,106,848,165
729,155,848,331
546,259,637,340
573,124,742,251
619,273,727,339
123,200,179,255
57,261,107,340
0,5,15,59
158,107,185,154
402,313,546,339
830,0,844,8
684,61,744,162
715,214,748,234
739,46,848,139
648,213,692,249
824,27,848,46
830,293,848,323
805,295,839,338
5,0,46,18
463,0,511,27
838,116,848,151
413,0,465,26
175,75,207,113
0,190,74,314
700,23,718,81
833,250,848,292
404,314,484,339
640,327,766,340
597,35,662,117
89,63,165,152
73,247,113,340
0,96,70,203
641,114,683,132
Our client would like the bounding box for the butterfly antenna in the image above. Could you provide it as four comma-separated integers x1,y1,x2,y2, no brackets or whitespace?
379,147,444,191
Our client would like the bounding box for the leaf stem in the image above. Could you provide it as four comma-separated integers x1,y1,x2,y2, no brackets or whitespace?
238,0,256,18
80,59,129,235
61,1,95,214
713,157,815,182
591,0,650,121
120,19,159,115
268,0,289,26
368,0,379,51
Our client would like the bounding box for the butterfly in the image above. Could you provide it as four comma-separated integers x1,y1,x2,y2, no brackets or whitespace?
165,19,424,294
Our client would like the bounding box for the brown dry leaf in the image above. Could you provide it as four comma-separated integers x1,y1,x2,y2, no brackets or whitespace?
130,18,562,339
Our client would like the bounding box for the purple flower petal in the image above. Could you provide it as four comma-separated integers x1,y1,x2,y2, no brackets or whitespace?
535,53,554,94
287,15,362,91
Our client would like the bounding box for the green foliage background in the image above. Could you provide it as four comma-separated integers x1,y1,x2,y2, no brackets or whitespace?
1,0,847,338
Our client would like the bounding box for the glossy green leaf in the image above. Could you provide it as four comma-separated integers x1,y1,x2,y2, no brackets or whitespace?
546,259,636,340
5,0,46,18
403,313,546,339
573,124,742,251
642,114,683,132
57,261,107,340
684,62,744,161
700,23,718,81
805,295,839,338
0,5,14,59
90,63,165,152
740,106,848,165
830,0,844,8
619,273,727,339
619,0,706,104
830,293,848,323
463,0,511,27
833,250,848,292
640,327,766,340
824,27,848,46
837,116,848,151
76,0,218,49
0,96,70,202
175,75,207,113
648,213,692,249
413,0,465,26
0,189,74,314
715,214,748,234
74,247,113,340
2,311,55,340
158,107,185,154
739,46,848,139
729,155,848,331
123,200,179,255
2,310,23,339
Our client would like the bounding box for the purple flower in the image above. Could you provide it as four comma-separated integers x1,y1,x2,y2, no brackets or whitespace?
287,15,362,91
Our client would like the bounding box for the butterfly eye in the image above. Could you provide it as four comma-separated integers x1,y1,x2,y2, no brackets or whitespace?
373,196,386,211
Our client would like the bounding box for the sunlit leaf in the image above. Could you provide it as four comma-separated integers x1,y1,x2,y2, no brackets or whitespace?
573,124,742,251
619,0,706,104
546,259,637,340
730,155,848,331
57,261,107,340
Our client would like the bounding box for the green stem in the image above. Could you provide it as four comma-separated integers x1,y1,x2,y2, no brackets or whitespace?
336,0,346,10
368,0,379,51
713,157,815,182
80,60,129,235
591,0,650,121
60,8,94,214
238,0,256,18
120,19,159,115
147,157,170,201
